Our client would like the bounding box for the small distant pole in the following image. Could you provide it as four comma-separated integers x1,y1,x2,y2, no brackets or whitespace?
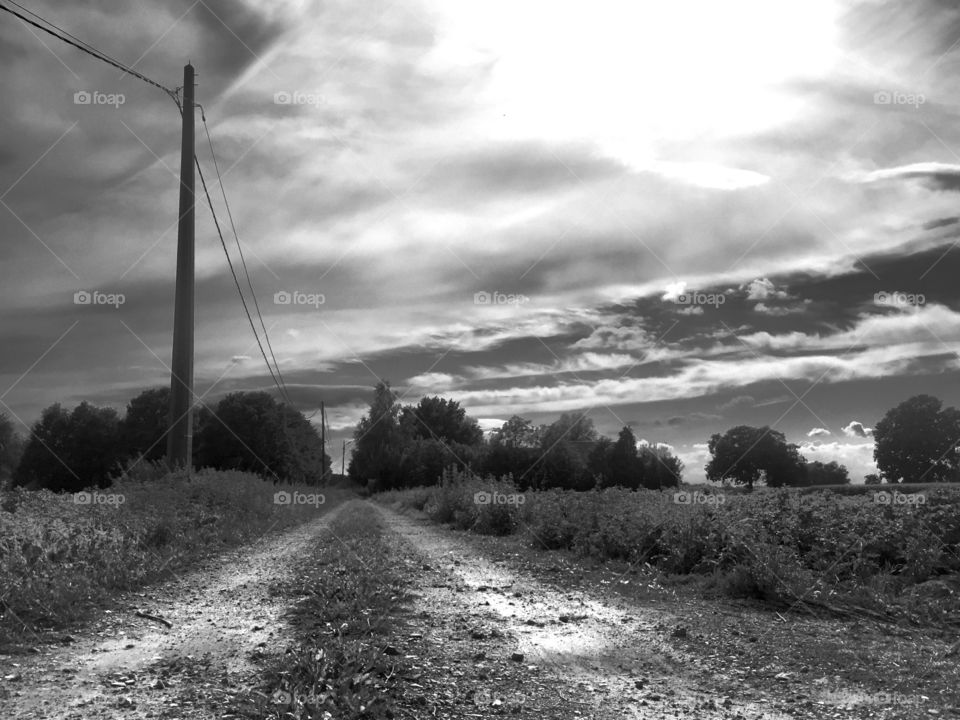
320,401,326,486
166,63,195,473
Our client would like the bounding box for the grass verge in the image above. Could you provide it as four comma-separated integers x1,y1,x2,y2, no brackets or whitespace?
223,501,415,719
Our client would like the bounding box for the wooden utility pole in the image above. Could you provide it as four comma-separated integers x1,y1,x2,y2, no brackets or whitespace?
167,63,195,472
341,439,346,478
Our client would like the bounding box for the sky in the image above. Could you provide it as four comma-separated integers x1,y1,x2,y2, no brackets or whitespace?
2,0,960,482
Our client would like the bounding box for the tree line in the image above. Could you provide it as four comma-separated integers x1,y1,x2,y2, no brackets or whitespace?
349,386,960,491
2,384,956,493
347,382,683,491
706,394,960,488
2,388,330,492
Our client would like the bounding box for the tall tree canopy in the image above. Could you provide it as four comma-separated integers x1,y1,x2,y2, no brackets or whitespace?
706,425,805,490
873,394,960,483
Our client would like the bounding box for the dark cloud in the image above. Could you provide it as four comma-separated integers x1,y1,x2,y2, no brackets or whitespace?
662,412,723,426
417,142,627,198
923,216,960,230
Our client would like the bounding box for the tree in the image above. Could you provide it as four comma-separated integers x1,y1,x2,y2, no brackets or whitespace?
873,395,960,483
194,392,326,483
399,396,483,445
532,440,592,490
540,412,597,448
121,387,170,462
609,426,641,489
349,382,404,489
706,425,805,490
639,444,683,489
804,460,850,486
14,402,122,492
587,436,615,487
864,473,882,485
532,413,599,490
493,415,539,448
0,412,24,488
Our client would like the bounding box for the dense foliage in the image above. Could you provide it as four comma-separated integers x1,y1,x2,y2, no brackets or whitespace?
347,384,683,491
383,471,960,620
11,389,330,492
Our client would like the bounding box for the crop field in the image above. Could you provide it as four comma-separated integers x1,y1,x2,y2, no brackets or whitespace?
381,470,960,624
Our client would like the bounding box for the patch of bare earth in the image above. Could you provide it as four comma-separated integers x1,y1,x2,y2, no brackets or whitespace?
0,505,344,720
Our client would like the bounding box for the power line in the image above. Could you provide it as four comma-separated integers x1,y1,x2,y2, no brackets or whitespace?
182,103,288,407
0,0,178,102
198,107,293,408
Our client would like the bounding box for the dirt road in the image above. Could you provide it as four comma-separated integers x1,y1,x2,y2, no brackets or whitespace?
1,505,345,719
1,499,952,718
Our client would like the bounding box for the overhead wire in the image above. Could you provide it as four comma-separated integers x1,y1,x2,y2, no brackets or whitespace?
197,106,293,408
2,0,326,477
0,0,179,103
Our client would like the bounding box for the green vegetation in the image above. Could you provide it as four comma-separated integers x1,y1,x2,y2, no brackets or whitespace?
7,388,331,492
348,382,684,491
230,502,412,720
0,468,341,647
382,469,960,622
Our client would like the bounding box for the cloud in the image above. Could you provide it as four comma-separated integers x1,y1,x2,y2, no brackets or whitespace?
842,420,874,438
744,278,789,301
405,372,465,392
799,441,877,482
665,412,724,426
854,162,960,192
807,427,831,437
647,161,770,190
754,300,810,316
717,395,756,412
